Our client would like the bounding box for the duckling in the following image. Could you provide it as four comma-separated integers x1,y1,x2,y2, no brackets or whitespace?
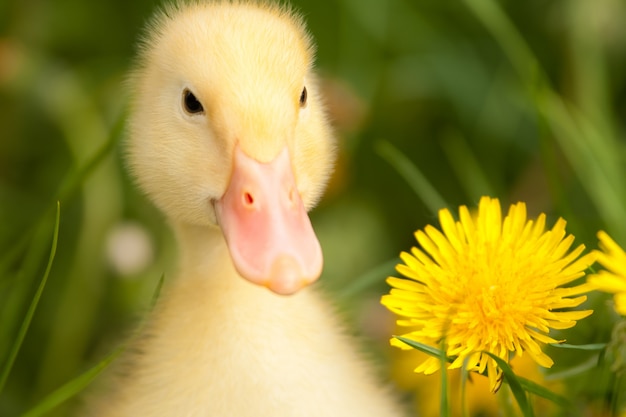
83,1,405,415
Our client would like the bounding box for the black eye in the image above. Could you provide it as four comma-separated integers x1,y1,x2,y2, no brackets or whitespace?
299,86,307,108
183,89,204,114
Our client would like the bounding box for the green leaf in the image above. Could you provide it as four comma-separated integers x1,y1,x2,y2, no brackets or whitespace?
0,202,61,395
393,336,453,415
394,337,567,413
394,336,454,363
549,343,606,351
517,375,570,407
482,351,534,417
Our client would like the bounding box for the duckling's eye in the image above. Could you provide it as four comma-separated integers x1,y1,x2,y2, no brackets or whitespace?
299,86,307,108
183,89,204,115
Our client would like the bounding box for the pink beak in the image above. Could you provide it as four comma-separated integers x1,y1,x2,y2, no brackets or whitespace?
214,144,323,295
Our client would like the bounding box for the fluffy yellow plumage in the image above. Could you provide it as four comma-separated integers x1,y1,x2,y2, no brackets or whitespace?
83,2,405,415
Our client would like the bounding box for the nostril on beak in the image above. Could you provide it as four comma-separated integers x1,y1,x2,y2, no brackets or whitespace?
288,188,296,207
243,191,254,207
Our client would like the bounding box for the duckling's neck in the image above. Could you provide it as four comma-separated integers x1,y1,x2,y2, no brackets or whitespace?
171,221,268,298
169,219,320,317
172,222,227,275
167,220,323,341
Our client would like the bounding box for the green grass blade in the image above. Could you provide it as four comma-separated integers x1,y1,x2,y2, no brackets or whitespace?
339,258,397,299
462,0,538,84
482,351,534,417
22,268,165,416
463,0,626,242
0,230,34,283
610,372,625,417
440,131,495,200
0,202,60,395
55,109,126,203
20,347,122,417
151,273,166,309
376,140,448,214
544,355,600,381
0,220,54,362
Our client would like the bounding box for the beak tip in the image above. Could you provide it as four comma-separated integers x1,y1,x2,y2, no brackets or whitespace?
265,254,321,295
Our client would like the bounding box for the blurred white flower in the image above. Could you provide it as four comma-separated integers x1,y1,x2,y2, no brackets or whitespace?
105,221,154,277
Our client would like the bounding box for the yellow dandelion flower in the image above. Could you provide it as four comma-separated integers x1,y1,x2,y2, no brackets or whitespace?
588,231,626,316
381,196,596,391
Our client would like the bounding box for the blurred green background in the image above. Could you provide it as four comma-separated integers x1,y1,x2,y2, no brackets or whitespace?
1,0,625,415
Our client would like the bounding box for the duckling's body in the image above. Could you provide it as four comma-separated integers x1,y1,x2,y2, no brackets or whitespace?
88,225,402,416
84,2,404,415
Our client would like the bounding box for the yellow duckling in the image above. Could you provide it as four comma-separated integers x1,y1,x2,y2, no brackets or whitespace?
83,1,405,416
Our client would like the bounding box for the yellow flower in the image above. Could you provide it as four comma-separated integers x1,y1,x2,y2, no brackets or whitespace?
588,231,626,316
381,196,596,391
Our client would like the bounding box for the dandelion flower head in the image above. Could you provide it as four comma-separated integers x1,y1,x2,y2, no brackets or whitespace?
381,196,596,391
588,231,626,316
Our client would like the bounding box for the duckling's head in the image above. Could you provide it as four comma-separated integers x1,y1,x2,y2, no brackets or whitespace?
127,2,335,295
